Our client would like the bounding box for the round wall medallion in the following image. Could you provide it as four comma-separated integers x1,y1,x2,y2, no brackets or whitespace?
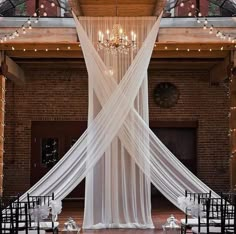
153,82,179,108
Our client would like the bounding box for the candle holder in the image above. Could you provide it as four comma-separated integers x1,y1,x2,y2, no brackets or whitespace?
162,214,181,234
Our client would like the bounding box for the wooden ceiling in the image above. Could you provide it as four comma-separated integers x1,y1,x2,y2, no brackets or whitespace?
70,0,166,17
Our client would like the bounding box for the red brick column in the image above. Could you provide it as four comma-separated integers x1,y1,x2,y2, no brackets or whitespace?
230,64,236,191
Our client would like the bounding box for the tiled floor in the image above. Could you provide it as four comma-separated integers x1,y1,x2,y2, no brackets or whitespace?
58,196,185,234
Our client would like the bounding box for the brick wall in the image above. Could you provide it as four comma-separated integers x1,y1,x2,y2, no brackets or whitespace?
4,64,230,196
149,69,229,192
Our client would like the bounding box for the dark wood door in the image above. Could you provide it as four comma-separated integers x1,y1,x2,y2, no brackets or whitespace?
31,121,87,198
151,124,197,196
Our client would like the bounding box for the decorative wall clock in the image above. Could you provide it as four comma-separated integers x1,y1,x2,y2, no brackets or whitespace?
153,82,179,108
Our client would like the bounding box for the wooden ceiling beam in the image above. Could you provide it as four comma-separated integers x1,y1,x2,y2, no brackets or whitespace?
210,53,232,83
0,27,236,44
152,50,230,59
0,42,234,52
5,49,229,59
0,52,25,84
68,0,83,16
6,50,83,58
153,0,167,16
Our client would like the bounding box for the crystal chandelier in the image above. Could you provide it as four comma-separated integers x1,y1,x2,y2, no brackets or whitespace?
97,24,137,54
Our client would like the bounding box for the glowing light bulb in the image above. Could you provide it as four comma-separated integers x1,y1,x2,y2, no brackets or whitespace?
188,11,192,16
198,12,202,17
33,12,37,17
27,18,31,24
40,4,44,8
197,18,201,24
204,19,208,25
43,12,47,17
191,4,195,8
35,18,39,24
51,2,55,7
203,24,207,30
180,2,184,7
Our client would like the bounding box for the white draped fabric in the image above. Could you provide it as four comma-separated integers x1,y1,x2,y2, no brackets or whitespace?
18,12,219,229
79,16,156,229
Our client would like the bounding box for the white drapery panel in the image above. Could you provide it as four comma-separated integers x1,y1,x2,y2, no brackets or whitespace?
79,16,156,229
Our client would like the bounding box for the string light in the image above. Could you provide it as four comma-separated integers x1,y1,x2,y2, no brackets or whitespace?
45,48,48,51
180,2,184,7
23,48,26,51
34,48,37,52
188,11,192,17
187,48,190,52
191,4,195,8
203,24,207,30
0,1,58,43
67,46,71,50
164,46,168,50
204,19,208,25
197,18,201,24
176,48,179,51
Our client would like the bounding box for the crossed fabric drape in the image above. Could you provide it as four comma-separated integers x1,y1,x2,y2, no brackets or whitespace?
79,16,156,229
19,12,219,229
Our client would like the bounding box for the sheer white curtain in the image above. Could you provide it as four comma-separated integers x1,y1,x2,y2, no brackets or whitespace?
79,17,156,229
